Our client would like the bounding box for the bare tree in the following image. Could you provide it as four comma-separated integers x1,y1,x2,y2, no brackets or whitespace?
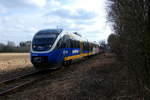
0,41,31,53
107,0,150,97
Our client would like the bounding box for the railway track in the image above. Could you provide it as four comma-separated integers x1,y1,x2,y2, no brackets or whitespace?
0,57,92,96
0,68,55,96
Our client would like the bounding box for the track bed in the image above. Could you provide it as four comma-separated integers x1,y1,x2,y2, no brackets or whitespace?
0,53,140,100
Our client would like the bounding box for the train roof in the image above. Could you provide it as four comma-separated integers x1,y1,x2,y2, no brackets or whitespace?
37,29,63,34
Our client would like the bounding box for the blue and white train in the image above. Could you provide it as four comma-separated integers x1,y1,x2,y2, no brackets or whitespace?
30,29,100,68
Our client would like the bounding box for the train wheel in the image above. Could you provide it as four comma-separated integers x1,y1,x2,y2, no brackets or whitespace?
33,64,42,69
63,60,72,66
33,63,48,69
69,60,72,64
63,61,69,66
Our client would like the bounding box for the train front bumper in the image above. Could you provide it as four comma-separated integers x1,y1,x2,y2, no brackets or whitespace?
30,50,64,65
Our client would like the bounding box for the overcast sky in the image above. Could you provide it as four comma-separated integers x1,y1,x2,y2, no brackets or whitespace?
0,0,111,44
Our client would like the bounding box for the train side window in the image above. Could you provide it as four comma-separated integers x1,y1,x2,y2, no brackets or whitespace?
70,39,73,48
86,42,89,50
75,40,78,48
59,35,71,48
74,40,77,48
72,40,76,48
83,42,85,50
76,40,79,48
56,36,66,49
56,38,63,49
85,42,87,50
77,41,80,48
62,36,66,48
65,35,70,48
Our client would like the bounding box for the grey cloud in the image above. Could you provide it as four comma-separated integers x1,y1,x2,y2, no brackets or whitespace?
88,30,102,33
75,20,95,25
42,16,84,31
82,30,103,36
0,0,27,8
0,0,19,6
65,26,83,32
0,0,47,9
45,8,97,20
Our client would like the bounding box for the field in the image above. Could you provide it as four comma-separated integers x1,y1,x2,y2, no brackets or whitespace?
0,53,32,75
0,53,32,70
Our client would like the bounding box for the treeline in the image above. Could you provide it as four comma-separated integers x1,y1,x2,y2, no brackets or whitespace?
107,0,150,97
0,41,31,53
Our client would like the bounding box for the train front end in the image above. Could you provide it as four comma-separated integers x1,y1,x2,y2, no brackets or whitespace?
30,29,63,68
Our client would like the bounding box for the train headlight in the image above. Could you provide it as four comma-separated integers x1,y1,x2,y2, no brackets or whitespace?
33,45,36,48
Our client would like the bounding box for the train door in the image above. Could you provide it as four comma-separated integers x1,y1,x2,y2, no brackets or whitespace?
61,35,68,58
65,35,71,57
55,37,64,64
63,35,72,65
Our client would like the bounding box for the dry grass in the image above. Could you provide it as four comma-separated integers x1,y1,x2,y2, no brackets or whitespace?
0,53,32,72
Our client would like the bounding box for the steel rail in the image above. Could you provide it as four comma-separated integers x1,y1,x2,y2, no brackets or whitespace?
0,67,60,96
0,74,48,96
0,69,45,85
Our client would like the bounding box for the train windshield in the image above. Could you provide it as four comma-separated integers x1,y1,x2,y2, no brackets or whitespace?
33,34,57,45
32,31,60,51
